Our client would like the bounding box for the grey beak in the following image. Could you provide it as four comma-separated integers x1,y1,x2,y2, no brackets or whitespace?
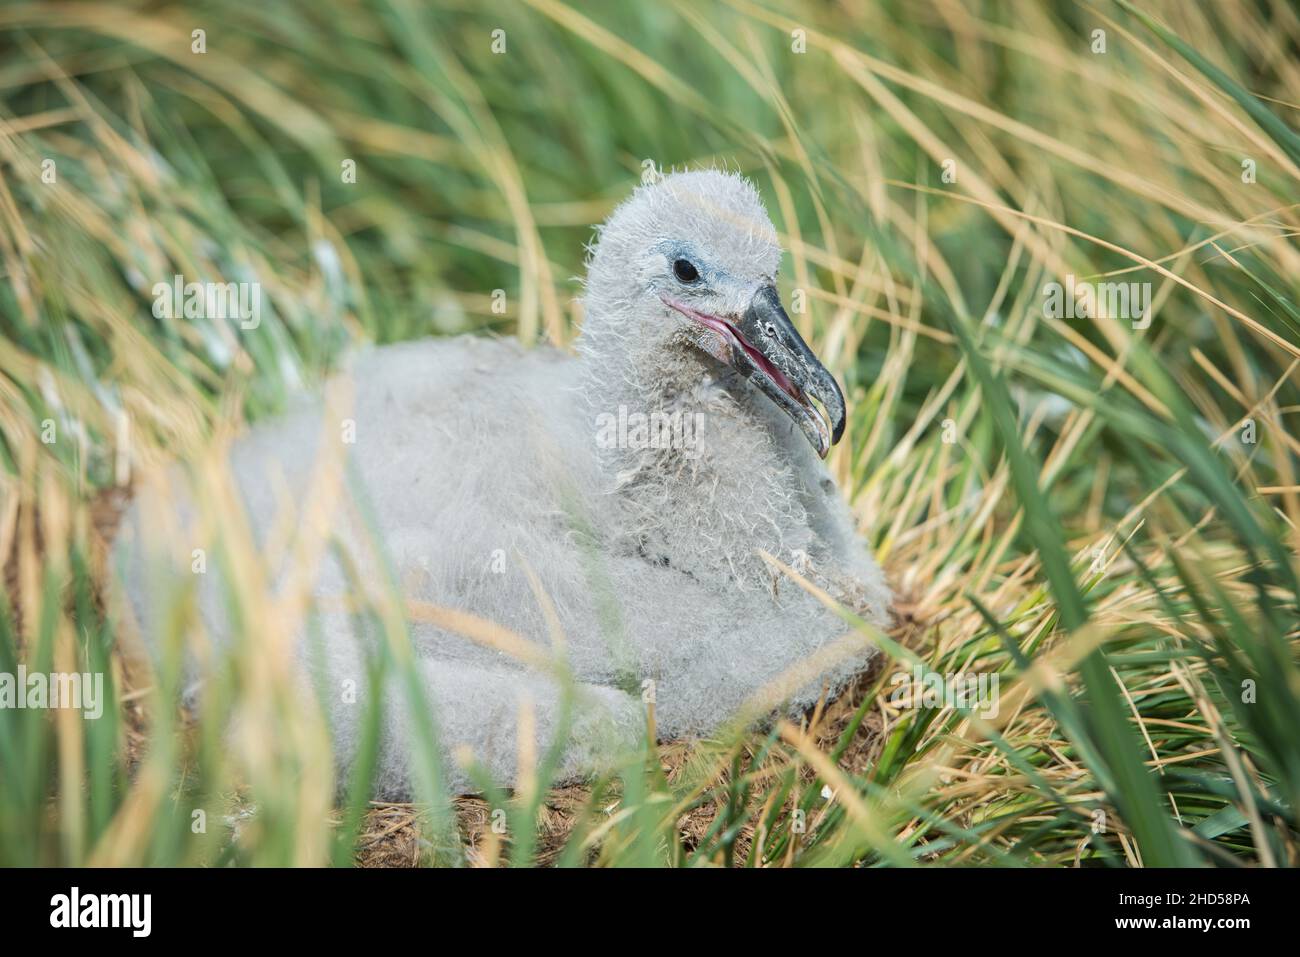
733,284,847,458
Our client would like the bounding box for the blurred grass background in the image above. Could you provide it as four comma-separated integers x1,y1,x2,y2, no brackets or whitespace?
1,0,1298,866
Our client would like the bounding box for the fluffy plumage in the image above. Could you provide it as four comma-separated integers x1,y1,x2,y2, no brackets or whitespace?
115,170,891,797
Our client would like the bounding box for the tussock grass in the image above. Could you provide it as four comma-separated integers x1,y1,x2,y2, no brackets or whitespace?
1,0,1298,866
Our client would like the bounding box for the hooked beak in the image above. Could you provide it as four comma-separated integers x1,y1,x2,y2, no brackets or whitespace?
665,285,847,458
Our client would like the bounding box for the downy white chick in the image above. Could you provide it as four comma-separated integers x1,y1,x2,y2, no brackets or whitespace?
115,169,891,798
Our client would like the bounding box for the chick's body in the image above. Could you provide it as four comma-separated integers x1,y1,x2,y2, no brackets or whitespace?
116,171,890,797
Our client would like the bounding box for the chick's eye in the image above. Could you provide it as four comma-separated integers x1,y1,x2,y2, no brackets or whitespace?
673,259,699,283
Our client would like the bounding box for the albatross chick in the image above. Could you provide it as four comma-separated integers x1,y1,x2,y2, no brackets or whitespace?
116,170,892,797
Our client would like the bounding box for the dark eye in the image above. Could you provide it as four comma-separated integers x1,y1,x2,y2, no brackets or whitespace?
673,259,699,283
